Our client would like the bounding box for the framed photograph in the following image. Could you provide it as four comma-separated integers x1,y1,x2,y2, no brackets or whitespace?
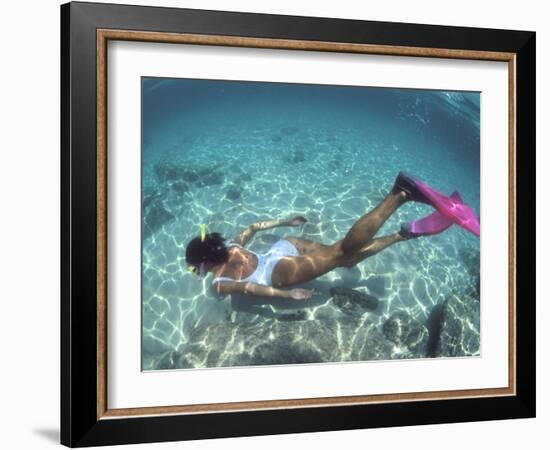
61,1,536,447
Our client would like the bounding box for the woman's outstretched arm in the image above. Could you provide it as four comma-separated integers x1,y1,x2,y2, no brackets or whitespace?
232,214,307,246
213,280,313,300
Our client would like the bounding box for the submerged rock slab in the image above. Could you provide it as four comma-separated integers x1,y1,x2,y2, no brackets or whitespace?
280,126,300,136
153,160,225,187
151,315,395,370
225,185,241,201
283,149,306,164
143,197,175,239
330,287,379,314
459,246,480,278
365,275,388,295
383,310,428,354
426,294,480,357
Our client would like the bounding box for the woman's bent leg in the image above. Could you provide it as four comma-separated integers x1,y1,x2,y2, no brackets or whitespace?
341,189,407,255
340,232,405,267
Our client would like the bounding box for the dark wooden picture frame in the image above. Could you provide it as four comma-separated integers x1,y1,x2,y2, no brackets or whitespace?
61,1,535,447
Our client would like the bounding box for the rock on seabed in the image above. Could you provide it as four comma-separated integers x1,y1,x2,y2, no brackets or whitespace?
426,294,480,357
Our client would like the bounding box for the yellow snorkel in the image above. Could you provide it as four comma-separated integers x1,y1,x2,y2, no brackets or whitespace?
188,224,208,277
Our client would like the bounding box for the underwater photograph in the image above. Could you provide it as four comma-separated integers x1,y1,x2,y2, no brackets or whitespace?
141,77,481,371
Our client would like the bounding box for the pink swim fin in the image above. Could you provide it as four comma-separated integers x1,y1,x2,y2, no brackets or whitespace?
415,180,480,237
395,171,480,237
400,192,460,238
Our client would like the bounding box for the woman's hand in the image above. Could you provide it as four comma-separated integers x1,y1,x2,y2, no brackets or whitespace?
286,215,308,227
288,288,314,301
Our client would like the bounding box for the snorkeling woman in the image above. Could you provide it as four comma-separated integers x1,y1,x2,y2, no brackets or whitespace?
185,171,480,301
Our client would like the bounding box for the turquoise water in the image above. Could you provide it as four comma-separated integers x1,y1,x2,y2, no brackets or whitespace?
141,78,481,371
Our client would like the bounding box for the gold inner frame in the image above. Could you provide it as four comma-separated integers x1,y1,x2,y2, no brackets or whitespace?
96,29,517,420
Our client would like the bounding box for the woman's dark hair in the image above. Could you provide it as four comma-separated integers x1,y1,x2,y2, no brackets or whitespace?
185,232,229,267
